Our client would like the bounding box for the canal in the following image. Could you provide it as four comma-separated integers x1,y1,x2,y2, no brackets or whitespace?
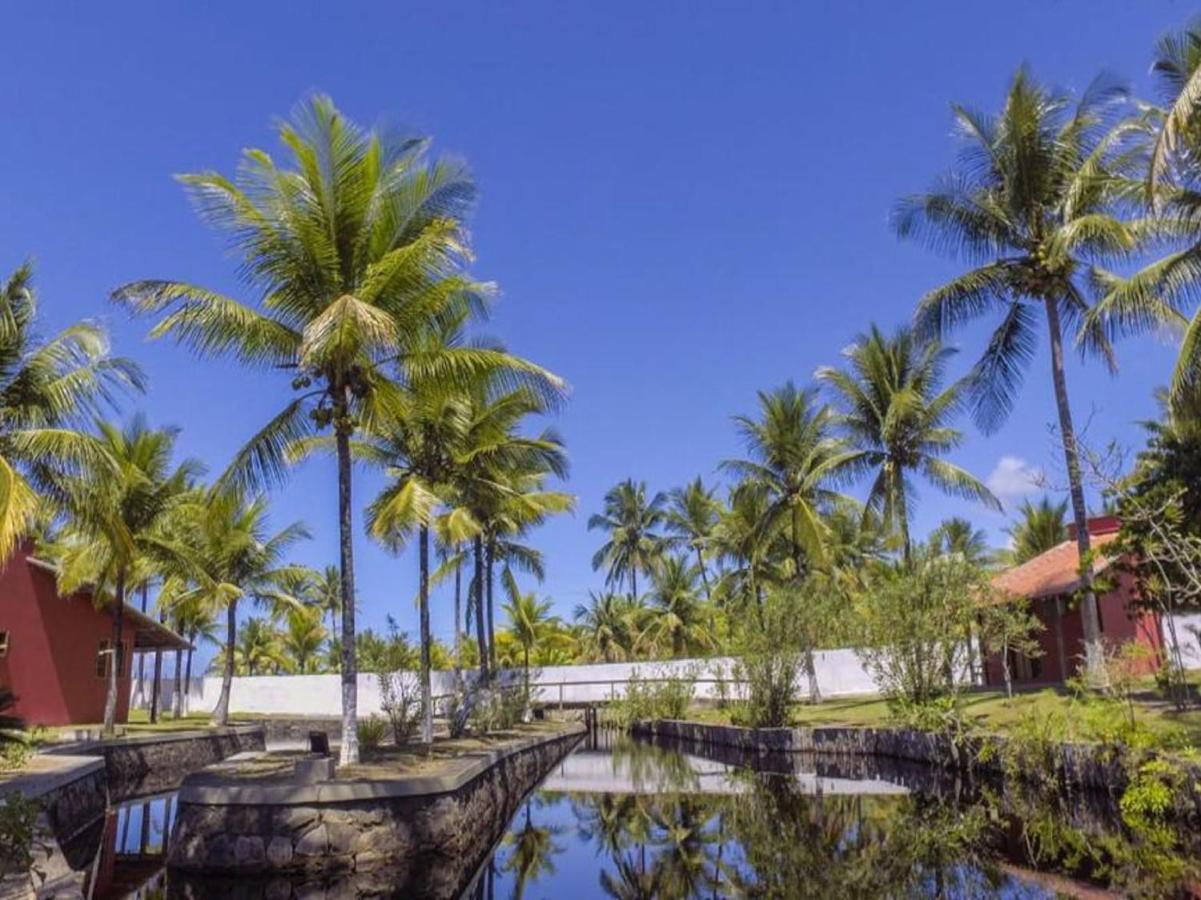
84,728,1197,898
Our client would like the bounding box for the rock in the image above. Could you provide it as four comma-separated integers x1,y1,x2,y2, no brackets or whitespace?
274,806,318,833
265,878,294,900
295,824,329,857
325,822,358,856
234,835,266,868
267,835,294,867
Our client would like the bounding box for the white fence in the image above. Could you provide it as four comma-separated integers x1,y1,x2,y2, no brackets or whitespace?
130,647,883,718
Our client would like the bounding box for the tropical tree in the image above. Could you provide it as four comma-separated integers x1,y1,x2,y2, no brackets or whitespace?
115,96,493,763
664,478,721,599
304,564,342,639
929,517,992,568
50,418,198,734
501,572,569,699
894,69,1134,678
574,591,642,662
817,325,999,561
171,597,219,717
160,490,309,725
281,603,328,674
229,617,285,676
0,262,143,562
709,482,789,613
722,382,853,578
501,800,564,900
1003,497,1069,564
589,479,667,601
640,556,716,658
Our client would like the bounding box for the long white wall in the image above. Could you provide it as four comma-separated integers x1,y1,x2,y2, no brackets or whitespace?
130,647,882,717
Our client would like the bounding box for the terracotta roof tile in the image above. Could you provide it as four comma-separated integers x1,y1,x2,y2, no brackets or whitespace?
990,531,1120,601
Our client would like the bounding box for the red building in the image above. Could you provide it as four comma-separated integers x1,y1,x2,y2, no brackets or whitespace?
982,516,1162,687
0,542,187,726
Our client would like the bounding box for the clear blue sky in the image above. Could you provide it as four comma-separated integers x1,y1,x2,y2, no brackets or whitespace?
0,2,1188,652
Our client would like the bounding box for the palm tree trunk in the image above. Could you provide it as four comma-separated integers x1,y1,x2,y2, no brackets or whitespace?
454,554,462,668
212,598,237,726
136,582,148,708
183,644,194,717
631,567,638,603
150,649,162,723
418,524,434,744
1043,297,1104,683
473,535,489,682
103,567,127,735
172,648,183,717
696,547,711,600
894,469,912,567
485,537,497,673
335,422,360,764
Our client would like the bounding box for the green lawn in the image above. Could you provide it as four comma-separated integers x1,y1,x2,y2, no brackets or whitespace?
40,709,257,742
687,686,1201,746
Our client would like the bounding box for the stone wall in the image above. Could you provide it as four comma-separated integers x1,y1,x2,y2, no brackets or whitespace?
167,726,584,898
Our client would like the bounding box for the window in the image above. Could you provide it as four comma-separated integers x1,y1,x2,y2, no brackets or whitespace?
0,631,8,657
96,640,126,679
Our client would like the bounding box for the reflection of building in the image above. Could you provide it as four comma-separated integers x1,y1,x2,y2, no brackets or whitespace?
0,542,188,725
983,516,1162,686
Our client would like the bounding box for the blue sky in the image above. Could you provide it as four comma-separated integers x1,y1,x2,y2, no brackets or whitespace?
0,2,1190,652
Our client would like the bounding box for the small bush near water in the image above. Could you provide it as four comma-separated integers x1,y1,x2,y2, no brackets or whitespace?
609,668,696,728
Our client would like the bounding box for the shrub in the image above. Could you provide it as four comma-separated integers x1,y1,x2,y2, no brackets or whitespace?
356,715,388,751
609,668,696,728
378,669,421,746
728,590,812,728
0,793,41,875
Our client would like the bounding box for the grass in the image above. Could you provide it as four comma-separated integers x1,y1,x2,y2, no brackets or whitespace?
687,686,1201,745
40,709,258,742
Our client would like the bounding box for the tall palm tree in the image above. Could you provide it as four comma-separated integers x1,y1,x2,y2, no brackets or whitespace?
894,69,1134,678
501,801,565,900
929,517,992,567
304,564,342,640
172,597,218,717
228,617,286,676
160,490,309,725
664,478,721,599
640,556,715,658
50,418,199,734
115,97,493,763
818,326,999,562
721,383,853,578
1004,496,1069,564
574,591,641,662
709,482,788,613
501,571,568,698
0,262,143,562
589,480,666,601
1089,22,1201,412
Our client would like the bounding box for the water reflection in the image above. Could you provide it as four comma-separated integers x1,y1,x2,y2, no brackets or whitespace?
69,729,1201,898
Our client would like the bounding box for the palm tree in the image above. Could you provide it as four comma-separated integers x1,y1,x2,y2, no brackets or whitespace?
664,478,721,599
894,70,1133,678
115,97,493,763
640,556,716,658
709,482,788,613
929,517,992,567
589,480,666,601
501,572,568,699
229,617,285,676
722,383,853,578
1004,497,1069,564
172,597,219,717
0,262,143,562
160,490,309,725
501,801,564,900
305,565,342,640
1089,22,1201,412
818,325,999,562
574,591,641,662
50,418,199,734
281,603,327,674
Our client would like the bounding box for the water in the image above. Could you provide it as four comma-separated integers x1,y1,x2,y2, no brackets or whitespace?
77,730,1199,898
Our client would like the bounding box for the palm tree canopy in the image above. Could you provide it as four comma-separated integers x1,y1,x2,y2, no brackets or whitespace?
588,479,666,594
818,325,999,544
929,516,993,567
664,477,721,556
0,262,144,561
1004,496,1070,564
894,68,1134,432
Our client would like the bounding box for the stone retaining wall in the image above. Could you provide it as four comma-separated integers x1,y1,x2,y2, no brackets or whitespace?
631,719,1161,796
167,725,584,898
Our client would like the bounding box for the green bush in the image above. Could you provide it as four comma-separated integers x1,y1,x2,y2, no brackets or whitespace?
728,590,814,728
0,792,41,874
356,715,388,751
609,668,696,728
378,670,421,746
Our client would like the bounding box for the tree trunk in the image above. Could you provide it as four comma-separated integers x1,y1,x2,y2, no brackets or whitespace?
696,547,711,600
336,423,360,765
895,468,912,567
631,567,638,603
150,649,162,723
136,582,148,709
485,537,497,674
103,568,127,735
172,649,184,717
418,524,434,744
1043,296,1105,683
1002,641,1013,699
212,598,237,726
454,554,462,668
183,644,194,717
473,535,489,682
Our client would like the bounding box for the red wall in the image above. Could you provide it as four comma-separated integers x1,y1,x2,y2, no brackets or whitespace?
0,545,135,726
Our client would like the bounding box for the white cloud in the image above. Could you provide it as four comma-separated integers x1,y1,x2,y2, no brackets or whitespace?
985,456,1044,508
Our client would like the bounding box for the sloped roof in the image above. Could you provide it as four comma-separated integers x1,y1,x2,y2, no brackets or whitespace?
990,530,1120,601
25,556,190,651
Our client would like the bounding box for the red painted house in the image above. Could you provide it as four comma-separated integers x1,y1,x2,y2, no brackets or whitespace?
0,542,187,726
982,516,1162,687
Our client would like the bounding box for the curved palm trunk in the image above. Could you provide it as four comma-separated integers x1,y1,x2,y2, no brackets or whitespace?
103,568,127,735
1044,297,1104,683
336,425,360,764
212,597,237,726
473,535,489,682
485,537,497,674
418,524,434,744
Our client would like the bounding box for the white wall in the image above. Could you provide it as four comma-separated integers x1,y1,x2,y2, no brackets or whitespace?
130,648,884,717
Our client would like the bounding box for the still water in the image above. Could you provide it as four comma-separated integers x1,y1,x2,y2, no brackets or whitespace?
86,730,1198,899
